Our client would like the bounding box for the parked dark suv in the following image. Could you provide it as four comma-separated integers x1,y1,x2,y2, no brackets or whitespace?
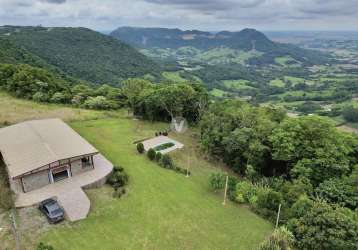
39,198,65,223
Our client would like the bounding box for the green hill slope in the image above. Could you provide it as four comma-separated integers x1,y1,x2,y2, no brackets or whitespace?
0,37,54,68
0,26,160,85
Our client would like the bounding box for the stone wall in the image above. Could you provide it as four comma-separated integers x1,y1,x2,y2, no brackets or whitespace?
22,170,50,192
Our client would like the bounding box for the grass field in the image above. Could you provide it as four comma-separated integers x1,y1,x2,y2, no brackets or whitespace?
36,117,273,249
274,56,300,67
283,76,305,85
222,80,255,90
0,91,115,125
210,88,230,97
269,79,285,87
162,71,187,82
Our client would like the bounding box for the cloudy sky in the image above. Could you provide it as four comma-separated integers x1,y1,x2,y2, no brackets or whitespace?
0,0,357,31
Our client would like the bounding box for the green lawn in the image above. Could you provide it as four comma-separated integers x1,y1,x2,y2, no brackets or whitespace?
0,91,112,125
39,117,272,249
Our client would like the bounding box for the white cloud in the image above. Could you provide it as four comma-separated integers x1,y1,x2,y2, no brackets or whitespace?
0,0,357,31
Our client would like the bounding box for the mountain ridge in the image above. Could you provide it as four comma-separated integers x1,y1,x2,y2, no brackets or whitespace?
110,26,331,66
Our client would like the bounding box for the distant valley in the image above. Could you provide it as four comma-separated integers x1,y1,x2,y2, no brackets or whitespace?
110,27,358,130
110,27,331,66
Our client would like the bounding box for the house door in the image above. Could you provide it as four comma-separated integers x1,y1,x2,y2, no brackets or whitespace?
51,166,70,182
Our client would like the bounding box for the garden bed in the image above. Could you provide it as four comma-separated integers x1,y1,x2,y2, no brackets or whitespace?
153,142,175,151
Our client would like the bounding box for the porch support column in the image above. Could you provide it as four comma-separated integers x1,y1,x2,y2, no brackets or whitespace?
20,177,26,193
69,160,73,176
91,155,95,169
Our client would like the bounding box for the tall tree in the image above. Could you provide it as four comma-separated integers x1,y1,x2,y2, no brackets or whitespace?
121,78,152,115
270,116,353,185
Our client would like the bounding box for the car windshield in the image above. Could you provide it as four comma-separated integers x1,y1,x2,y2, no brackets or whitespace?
50,208,63,216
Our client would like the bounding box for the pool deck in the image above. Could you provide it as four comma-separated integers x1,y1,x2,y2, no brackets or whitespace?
141,135,184,154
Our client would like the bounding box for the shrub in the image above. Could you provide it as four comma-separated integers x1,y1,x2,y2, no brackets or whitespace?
0,187,13,210
256,188,283,219
155,152,162,162
147,148,156,161
160,154,174,169
71,94,85,106
209,172,226,191
83,96,115,110
248,195,258,206
107,165,129,191
292,201,358,250
32,92,49,102
0,163,13,210
236,193,245,203
343,105,358,122
235,181,257,204
113,165,124,172
50,92,67,103
227,176,239,201
245,164,259,181
259,226,295,250
316,178,357,210
288,195,313,220
37,242,54,250
136,143,144,154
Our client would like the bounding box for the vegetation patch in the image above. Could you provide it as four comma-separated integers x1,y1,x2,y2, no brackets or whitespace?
269,79,285,88
210,88,229,98
153,142,175,151
222,80,255,90
162,71,187,82
0,159,13,210
107,165,129,198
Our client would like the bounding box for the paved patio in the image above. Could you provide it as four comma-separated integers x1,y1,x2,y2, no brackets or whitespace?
13,154,113,221
142,135,184,154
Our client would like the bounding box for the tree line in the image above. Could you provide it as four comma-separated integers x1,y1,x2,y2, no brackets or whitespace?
204,100,358,249
0,64,208,118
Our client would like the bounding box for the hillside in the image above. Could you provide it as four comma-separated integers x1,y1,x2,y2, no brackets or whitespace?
110,27,331,66
0,38,50,67
0,26,160,85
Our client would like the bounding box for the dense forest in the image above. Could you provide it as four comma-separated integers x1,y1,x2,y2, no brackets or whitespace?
202,100,358,249
0,26,160,85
